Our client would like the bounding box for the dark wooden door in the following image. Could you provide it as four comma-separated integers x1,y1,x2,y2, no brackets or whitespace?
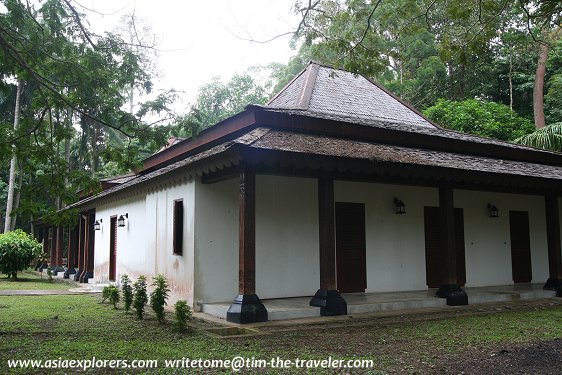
109,216,117,282
509,211,532,283
424,207,466,288
336,202,367,293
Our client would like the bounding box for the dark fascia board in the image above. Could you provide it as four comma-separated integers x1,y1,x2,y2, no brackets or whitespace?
140,110,258,173
253,109,562,168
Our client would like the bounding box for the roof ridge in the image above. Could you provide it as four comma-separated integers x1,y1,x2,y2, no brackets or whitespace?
296,62,319,109
266,64,309,106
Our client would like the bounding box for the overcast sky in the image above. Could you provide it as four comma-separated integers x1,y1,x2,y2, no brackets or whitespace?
83,0,300,109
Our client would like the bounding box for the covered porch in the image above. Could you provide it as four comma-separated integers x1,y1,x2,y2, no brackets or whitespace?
202,284,557,322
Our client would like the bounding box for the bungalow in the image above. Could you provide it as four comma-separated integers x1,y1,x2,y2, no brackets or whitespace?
37,62,562,324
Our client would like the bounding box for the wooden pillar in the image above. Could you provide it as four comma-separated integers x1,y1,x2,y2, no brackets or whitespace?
310,177,347,315
226,162,267,324
238,163,256,295
436,185,468,305
82,210,96,282
76,214,86,282
544,192,562,295
49,226,57,267
64,225,78,279
52,226,65,274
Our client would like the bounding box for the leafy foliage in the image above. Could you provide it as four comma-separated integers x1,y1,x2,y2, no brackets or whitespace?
174,300,192,332
108,286,120,309
121,274,133,313
423,99,535,141
132,275,148,320
515,123,562,152
0,229,41,279
193,73,268,129
102,285,120,308
150,274,170,324
102,285,111,303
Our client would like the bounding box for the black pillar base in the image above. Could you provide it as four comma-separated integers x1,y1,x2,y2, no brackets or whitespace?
310,289,347,316
543,278,562,297
436,284,468,306
73,269,82,282
36,262,48,271
226,294,268,324
51,266,65,275
63,268,77,279
80,271,93,284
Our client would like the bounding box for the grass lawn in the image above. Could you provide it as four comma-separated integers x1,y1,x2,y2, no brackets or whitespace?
0,293,561,374
0,270,78,291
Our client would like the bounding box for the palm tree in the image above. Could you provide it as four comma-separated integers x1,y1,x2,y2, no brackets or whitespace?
515,123,562,152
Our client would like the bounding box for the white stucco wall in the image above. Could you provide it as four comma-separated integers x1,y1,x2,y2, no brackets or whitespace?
335,181,439,292
455,190,549,287
145,181,195,306
93,179,196,306
194,175,320,304
193,178,239,305
255,175,319,299
94,195,148,283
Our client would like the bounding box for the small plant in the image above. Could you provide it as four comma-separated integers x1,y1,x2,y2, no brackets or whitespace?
102,285,111,303
108,286,120,309
46,266,53,280
150,274,170,324
174,300,192,332
132,275,148,319
121,274,133,313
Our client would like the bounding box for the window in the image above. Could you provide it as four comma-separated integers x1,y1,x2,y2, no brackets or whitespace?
173,199,184,255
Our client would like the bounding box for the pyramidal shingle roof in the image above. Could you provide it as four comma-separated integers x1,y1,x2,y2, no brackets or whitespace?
267,61,436,128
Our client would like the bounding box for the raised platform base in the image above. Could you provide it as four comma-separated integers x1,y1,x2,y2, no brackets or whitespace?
310,289,347,316
543,278,562,297
436,284,469,306
226,294,268,324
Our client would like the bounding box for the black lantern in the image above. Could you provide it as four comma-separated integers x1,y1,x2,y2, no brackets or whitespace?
93,219,102,231
487,204,499,218
393,198,406,214
117,213,128,227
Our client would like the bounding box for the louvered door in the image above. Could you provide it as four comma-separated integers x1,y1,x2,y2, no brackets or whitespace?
336,202,367,293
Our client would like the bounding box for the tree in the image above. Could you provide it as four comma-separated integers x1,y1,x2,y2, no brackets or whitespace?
423,99,535,141
515,122,562,151
193,72,268,129
4,78,22,232
0,0,173,230
0,229,41,280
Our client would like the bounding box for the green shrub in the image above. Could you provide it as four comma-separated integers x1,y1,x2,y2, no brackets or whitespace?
174,300,192,331
0,229,42,280
102,285,112,303
109,286,120,309
150,274,170,324
121,274,133,313
46,266,53,280
132,275,148,319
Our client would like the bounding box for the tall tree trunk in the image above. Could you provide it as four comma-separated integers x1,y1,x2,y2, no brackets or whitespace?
533,42,548,128
448,63,454,100
4,78,23,233
63,108,72,209
509,53,513,111
10,163,23,231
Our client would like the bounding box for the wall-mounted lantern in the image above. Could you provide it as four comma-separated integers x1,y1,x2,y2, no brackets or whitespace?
117,213,128,227
93,219,102,231
487,204,499,218
393,198,406,215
